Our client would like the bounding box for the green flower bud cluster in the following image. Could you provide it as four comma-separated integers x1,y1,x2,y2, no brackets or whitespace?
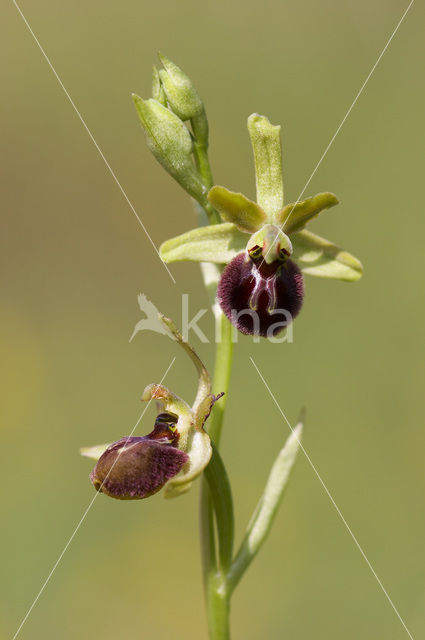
133,54,212,211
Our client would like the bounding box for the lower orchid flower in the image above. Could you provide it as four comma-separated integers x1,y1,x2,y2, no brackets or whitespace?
160,114,363,337
81,315,221,499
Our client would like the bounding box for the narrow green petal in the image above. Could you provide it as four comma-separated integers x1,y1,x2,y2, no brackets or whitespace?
278,192,339,234
159,223,247,264
158,314,212,420
292,229,363,281
208,185,266,233
228,420,303,591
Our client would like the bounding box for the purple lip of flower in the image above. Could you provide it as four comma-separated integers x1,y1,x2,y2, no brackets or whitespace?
90,413,188,500
217,251,304,337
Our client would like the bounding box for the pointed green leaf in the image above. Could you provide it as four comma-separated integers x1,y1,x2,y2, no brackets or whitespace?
292,229,363,281
203,444,234,573
228,421,303,591
159,223,247,264
247,114,283,219
278,192,339,234
208,185,267,233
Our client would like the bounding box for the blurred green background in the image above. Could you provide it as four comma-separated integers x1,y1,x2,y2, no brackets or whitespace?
1,1,424,638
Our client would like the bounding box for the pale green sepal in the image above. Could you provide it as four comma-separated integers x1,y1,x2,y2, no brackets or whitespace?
80,443,111,461
158,314,212,419
292,229,363,281
163,481,193,498
132,95,205,201
164,430,212,498
247,114,284,219
160,223,247,264
132,307,214,424
228,420,303,591
208,185,267,233
278,192,339,234
158,53,203,121
246,224,293,264
151,67,167,106
192,201,222,309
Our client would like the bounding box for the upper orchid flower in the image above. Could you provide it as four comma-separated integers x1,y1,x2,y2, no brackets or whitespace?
81,315,221,499
160,114,363,337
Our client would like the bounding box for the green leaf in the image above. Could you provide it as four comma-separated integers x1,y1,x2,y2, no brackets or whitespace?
278,192,339,234
228,420,303,591
247,114,283,219
208,185,266,233
132,95,205,202
292,229,363,281
204,444,234,573
160,223,247,264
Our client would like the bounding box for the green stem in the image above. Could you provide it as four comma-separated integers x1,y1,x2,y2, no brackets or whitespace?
200,312,234,640
194,140,213,190
205,574,230,640
193,117,234,638
208,313,234,446
192,119,220,225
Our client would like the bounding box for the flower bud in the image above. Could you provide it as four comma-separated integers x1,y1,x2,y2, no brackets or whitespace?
132,95,205,201
217,251,304,337
151,66,167,106
158,53,203,122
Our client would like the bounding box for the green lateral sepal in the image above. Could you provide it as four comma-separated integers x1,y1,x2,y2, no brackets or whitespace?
160,223,247,264
292,229,363,281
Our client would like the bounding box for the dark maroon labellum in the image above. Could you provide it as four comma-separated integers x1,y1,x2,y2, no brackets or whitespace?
217,252,304,337
90,421,188,500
